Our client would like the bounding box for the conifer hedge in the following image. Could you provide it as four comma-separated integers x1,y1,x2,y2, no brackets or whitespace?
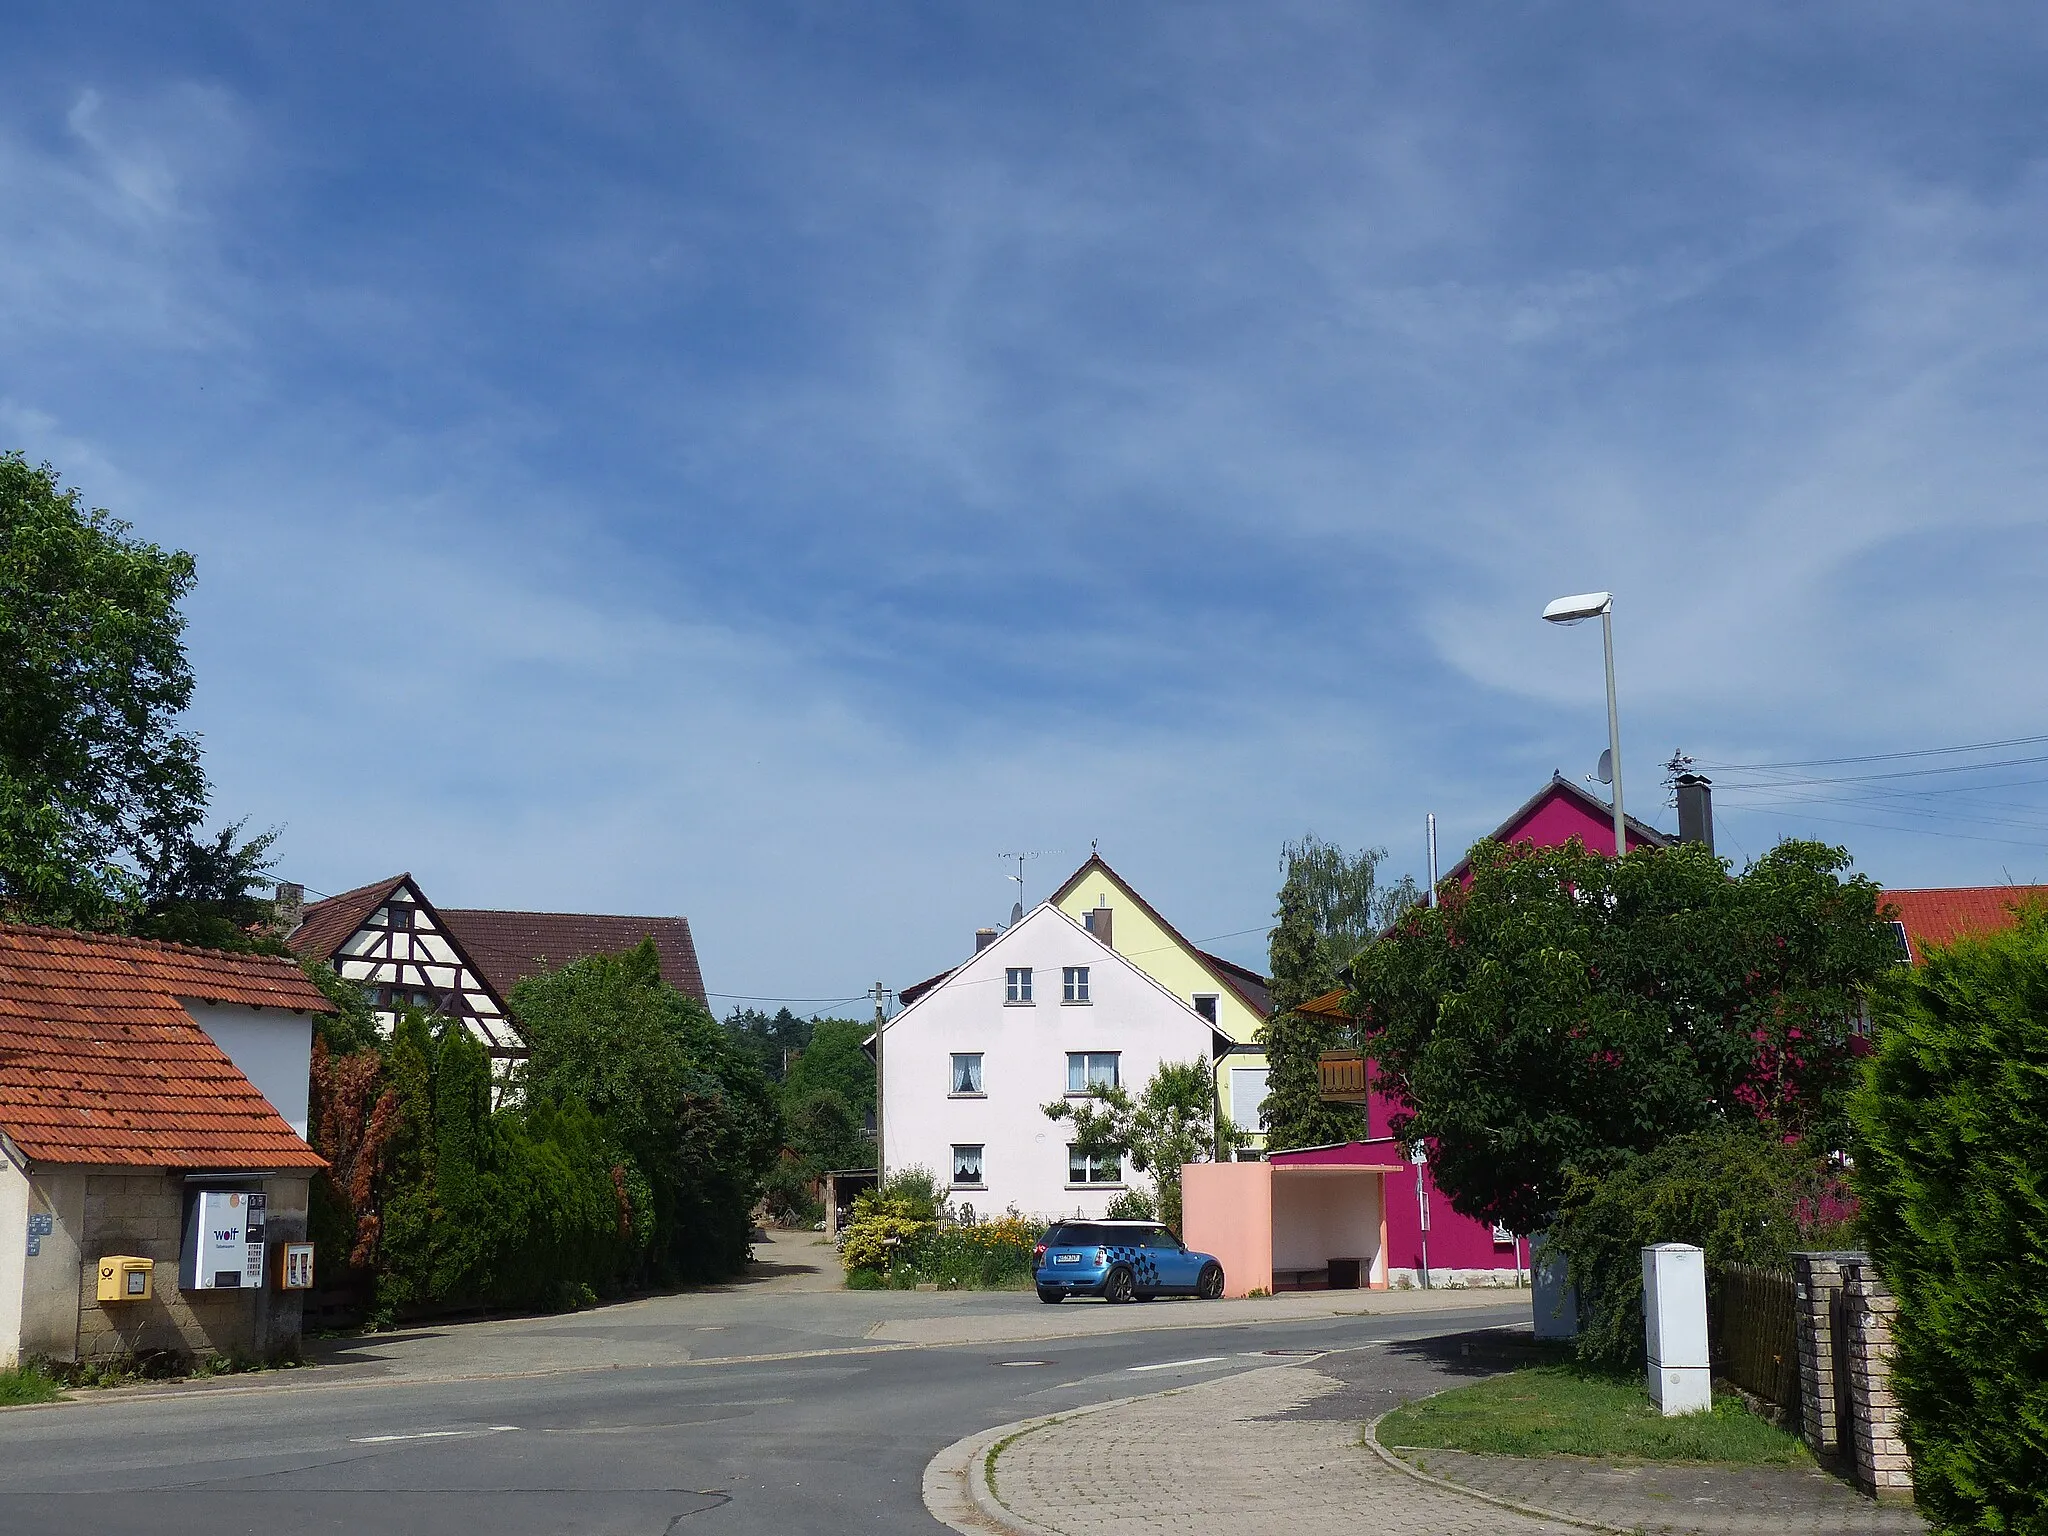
1853,905,2048,1532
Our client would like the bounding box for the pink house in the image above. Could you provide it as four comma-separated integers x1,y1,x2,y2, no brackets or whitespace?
1314,774,1672,1286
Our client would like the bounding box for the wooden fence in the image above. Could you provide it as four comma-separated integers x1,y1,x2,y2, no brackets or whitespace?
1710,1263,1800,1429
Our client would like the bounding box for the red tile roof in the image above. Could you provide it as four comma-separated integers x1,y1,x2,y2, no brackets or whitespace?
0,925,331,1169
288,874,412,964
1883,886,2048,963
438,909,707,1005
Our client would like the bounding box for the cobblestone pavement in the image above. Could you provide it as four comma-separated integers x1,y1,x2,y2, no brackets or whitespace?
1398,1447,1926,1535
969,1338,1927,1536
986,1360,1575,1535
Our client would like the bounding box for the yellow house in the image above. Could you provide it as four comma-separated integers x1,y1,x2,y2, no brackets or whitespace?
1048,855,1273,1146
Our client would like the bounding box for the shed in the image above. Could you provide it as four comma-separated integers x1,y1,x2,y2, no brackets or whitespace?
1180,1143,1407,1298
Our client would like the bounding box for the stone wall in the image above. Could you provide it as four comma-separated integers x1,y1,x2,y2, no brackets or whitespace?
1792,1250,1913,1499
10,1167,309,1364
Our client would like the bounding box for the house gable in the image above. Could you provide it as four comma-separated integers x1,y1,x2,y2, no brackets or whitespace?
1442,772,1672,884
290,875,521,1058
1049,855,1269,1044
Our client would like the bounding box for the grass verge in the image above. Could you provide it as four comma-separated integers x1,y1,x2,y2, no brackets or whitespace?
0,1365,61,1406
1378,1363,1810,1466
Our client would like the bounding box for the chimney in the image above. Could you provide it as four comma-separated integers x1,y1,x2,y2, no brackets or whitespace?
974,926,998,953
1675,774,1714,854
274,881,306,934
1087,907,1113,948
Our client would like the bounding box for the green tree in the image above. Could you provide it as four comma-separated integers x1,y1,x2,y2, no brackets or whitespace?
1851,903,2048,1532
1256,834,1412,1151
0,452,208,928
299,957,383,1055
780,1016,876,1127
1043,1059,1247,1231
722,1006,815,1083
1352,836,1895,1234
131,819,288,953
375,1009,439,1314
512,938,780,1282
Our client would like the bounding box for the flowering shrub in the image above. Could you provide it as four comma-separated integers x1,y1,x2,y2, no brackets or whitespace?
839,1195,1039,1289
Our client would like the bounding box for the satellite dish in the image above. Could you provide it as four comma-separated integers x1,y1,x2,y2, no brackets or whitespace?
1596,748,1613,785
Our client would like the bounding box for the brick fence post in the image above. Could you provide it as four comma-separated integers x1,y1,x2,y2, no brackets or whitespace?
1844,1258,1915,1499
1792,1252,1848,1464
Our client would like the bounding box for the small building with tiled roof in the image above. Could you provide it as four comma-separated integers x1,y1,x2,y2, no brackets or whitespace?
0,925,333,1367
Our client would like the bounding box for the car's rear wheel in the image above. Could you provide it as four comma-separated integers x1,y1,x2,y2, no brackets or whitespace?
1102,1265,1136,1303
1196,1262,1225,1300
1036,1286,1065,1304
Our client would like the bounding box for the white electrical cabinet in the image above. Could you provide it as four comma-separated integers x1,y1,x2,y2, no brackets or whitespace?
1642,1242,1711,1415
181,1189,267,1291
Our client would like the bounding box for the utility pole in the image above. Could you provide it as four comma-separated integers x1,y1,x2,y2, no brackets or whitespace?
870,981,889,1184
1426,813,1439,907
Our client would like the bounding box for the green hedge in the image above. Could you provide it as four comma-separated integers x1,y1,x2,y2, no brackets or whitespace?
1545,1125,1839,1372
1853,906,2048,1532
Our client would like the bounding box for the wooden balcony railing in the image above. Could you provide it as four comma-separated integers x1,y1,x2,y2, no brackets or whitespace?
1318,1050,1369,1104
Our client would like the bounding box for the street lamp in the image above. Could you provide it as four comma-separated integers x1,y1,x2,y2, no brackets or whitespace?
1542,590,1626,857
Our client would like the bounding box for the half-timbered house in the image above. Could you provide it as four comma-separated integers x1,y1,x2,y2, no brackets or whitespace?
286,875,523,1061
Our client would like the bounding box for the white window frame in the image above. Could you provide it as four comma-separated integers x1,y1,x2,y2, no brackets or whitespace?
1067,1146,1123,1186
949,1053,985,1096
1062,966,1090,1004
951,1144,985,1188
1193,993,1219,1024
1005,967,1033,1004
1067,1051,1120,1095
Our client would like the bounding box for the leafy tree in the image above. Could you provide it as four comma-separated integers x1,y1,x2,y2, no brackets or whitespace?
132,819,288,953
1043,1059,1247,1231
785,1088,869,1174
0,452,207,928
1351,836,1895,1234
374,1009,439,1314
722,1006,815,1083
1546,1126,1834,1371
1851,903,2048,1532
512,938,780,1282
299,956,384,1055
780,1016,876,1127
1256,834,1417,1152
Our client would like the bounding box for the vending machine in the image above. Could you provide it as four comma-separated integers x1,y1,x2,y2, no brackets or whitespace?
181,1189,267,1291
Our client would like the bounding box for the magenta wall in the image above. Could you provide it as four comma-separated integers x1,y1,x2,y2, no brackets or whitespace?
1462,783,1658,875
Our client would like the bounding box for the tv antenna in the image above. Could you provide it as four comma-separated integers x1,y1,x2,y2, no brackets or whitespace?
999,851,1039,924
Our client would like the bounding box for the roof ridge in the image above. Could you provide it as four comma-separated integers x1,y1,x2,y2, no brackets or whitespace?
0,921,308,969
440,908,693,923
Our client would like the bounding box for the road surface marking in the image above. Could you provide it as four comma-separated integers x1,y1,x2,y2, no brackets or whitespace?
1126,1356,1225,1372
351,1425,520,1443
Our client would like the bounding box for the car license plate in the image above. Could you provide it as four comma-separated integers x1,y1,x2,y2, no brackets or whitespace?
1054,1253,1080,1265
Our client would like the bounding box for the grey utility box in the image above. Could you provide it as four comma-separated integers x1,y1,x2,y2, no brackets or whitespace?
1642,1242,1711,1415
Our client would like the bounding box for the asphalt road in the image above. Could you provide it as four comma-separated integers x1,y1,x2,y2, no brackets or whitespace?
0,1299,1526,1535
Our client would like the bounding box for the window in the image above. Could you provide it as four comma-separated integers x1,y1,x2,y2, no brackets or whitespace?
950,1053,984,1095
952,1144,985,1187
1005,967,1033,1004
1230,1067,1271,1132
1068,1147,1122,1185
1067,1052,1119,1093
1887,920,1913,964
385,902,414,930
1063,966,1090,1003
1193,994,1219,1024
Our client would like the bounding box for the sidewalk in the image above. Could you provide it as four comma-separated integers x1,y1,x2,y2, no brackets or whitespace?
932,1345,1926,1536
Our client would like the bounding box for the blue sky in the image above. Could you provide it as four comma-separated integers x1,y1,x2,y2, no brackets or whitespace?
6,4,2047,1006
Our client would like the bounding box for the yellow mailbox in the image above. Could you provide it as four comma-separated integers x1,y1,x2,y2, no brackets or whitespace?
96,1255,154,1303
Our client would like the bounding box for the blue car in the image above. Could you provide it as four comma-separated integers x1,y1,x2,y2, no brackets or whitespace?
1033,1220,1226,1303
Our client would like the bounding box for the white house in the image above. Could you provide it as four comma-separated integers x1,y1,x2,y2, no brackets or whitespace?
877,903,1227,1220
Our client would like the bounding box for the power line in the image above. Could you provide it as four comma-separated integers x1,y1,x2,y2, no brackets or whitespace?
1703,737,2048,774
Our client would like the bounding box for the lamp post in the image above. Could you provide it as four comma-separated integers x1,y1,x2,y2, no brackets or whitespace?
1542,590,1626,857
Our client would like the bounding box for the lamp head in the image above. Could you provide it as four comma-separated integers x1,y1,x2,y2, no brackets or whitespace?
1542,591,1613,625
